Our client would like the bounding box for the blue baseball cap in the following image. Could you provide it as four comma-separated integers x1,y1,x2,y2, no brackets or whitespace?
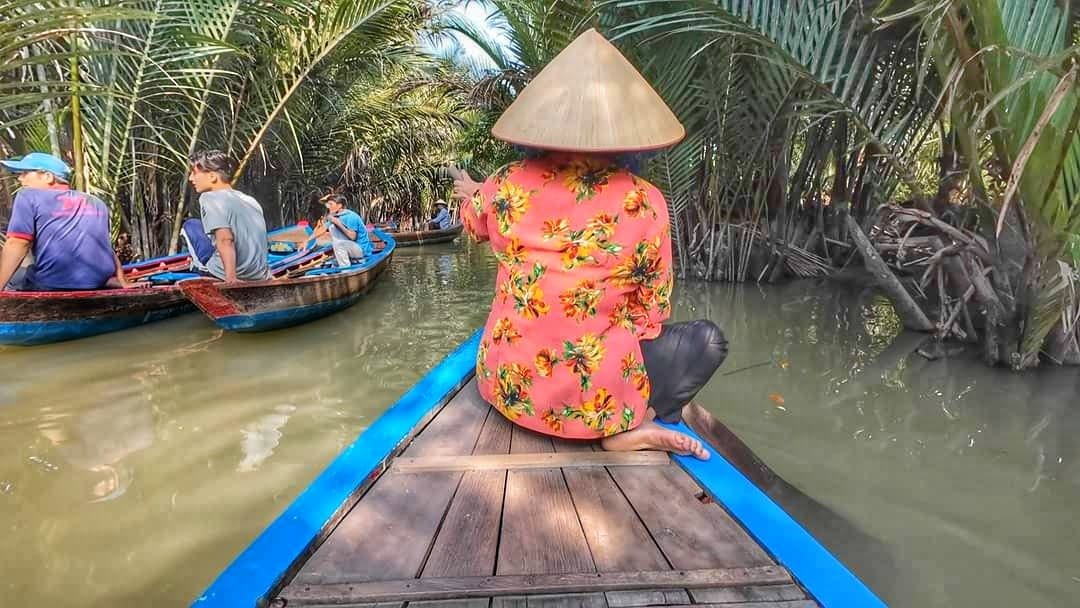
1,152,72,182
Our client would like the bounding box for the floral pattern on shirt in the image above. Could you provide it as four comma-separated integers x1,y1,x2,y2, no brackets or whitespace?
462,154,674,439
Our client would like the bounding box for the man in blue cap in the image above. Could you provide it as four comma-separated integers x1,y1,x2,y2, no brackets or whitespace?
0,152,128,291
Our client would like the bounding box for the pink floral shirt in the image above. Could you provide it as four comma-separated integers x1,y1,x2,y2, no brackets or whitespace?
462,154,674,439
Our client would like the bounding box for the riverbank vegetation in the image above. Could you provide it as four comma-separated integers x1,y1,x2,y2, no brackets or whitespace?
2,0,1079,368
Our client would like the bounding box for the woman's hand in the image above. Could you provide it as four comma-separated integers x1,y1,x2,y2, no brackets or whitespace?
448,165,482,201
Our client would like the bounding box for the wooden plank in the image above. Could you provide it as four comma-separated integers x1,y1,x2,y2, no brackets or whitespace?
670,603,816,608
497,425,593,575
549,437,595,452
279,567,793,604
607,465,772,570
393,451,669,473
492,598,527,608
409,601,490,608
299,602,402,608
509,422,555,453
551,442,670,573
422,407,513,578
689,585,806,603
604,590,689,607
294,382,490,585
525,593,608,608
403,381,493,457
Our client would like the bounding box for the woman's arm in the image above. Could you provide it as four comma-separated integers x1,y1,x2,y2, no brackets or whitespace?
454,173,490,243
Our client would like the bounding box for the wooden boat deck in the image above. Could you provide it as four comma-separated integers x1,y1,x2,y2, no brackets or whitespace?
273,380,819,608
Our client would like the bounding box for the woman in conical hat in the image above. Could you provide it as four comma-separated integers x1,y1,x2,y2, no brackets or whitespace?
452,29,727,459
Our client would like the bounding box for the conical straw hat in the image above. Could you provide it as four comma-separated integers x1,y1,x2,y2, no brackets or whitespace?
491,29,685,153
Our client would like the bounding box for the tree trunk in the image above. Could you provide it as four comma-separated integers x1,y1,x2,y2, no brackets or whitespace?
846,214,935,331
1044,323,1080,365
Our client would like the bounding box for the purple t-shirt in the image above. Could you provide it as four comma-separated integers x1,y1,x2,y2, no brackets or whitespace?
6,187,115,290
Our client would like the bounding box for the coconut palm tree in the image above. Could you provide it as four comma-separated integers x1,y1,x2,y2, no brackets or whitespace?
2,0,471,258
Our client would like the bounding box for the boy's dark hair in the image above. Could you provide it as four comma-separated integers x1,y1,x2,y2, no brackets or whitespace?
321,193,347,206
189,150,235,182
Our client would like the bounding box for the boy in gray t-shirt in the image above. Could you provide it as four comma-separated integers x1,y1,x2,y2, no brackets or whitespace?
187,150,270,281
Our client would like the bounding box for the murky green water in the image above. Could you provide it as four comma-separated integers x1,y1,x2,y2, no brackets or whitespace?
1,242,1077,607
681,282,1080,608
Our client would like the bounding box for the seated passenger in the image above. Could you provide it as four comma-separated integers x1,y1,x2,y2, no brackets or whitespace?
452,29,726,460
428,200,452,230
114,233,136,265
188,150,270,282
0,152,128,291
314,194,373,268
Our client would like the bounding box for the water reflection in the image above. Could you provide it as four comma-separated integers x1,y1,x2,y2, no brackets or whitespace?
680,280,1080,608
42,399,153,502
237,404,296,473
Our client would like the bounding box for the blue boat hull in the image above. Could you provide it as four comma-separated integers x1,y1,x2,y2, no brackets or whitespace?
0,303,192,346
0,287,192,346
215,291,368,332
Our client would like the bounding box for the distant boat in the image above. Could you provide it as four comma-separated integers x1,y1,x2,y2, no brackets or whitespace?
192,332,886,608
382,223,463,247
179,229,395,332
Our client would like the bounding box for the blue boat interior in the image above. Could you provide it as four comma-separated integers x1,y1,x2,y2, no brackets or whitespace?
135,224,400,285
299,228,395,278
148,272,201,285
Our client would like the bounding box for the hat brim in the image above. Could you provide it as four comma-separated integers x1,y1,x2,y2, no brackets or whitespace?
492,132,686,154
0,160,33,172
0,160,69,181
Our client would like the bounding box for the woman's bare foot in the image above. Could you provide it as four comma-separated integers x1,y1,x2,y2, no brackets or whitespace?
600,419,710,460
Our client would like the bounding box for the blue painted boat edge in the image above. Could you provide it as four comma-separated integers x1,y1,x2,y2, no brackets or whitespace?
216,293,366,332
659,420,887,608
191,329,481,608
0,303,192,346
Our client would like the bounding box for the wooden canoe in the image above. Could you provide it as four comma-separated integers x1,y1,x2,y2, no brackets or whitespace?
178,230,395,332
383,223,463,247
192,332,886,608
0,223,328,346
0,285,192,346
0,251,203,346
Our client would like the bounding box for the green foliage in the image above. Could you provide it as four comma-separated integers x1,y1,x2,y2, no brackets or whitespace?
1,0,470,255
444,0,1080,365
